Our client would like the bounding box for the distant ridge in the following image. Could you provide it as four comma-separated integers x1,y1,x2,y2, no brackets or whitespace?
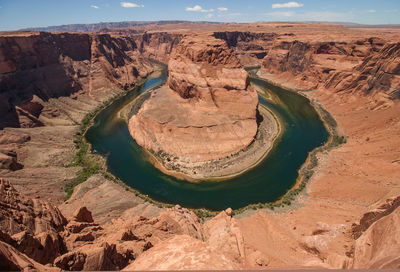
20,20,223,32
20,20,400,33
305,21,400,28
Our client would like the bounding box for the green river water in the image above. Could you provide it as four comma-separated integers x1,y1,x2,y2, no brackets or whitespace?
85,70,329,210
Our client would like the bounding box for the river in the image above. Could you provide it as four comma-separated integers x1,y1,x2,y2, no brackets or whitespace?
86,69,329,210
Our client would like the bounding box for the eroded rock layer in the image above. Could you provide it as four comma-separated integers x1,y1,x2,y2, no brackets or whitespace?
0,31,154,129
257,37,400,103
129,35,258,164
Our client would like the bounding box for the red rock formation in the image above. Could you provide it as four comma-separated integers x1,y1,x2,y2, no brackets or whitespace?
0,32,154,129
0,241,58,271
123,235,242,270
213,31,277,65
123,208,244,270
0,178,209,270
353,205,400,268
73,207,94,223
1,24,399,271
130,32,183,62
326,42,400,99
352,196,400,239
129,34,258,165
0,178,67,264
258,37,399,103
54,205,205,270
0,132,30,171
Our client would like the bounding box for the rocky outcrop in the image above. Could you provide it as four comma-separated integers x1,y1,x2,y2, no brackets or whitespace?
123,208,244,270
0,178,67,264
0,31,154,129
129,34,258,168
0,132,30,171
0,178,208,270
353,205,400,269
352,196,400,239
0,240,58,271
123,234,242,270
55,204,207,270
0,177,248,270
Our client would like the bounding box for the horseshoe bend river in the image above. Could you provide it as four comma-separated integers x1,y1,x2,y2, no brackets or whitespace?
85,70,329,211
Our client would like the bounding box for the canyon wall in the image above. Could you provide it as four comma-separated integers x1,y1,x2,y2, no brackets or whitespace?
260,38,400,99
0,31,156,203
213,31,277,65
130,32,183,63
213,31,399,104
0,31,154,129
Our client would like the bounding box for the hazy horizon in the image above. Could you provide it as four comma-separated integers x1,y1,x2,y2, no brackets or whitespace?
0,0,399,31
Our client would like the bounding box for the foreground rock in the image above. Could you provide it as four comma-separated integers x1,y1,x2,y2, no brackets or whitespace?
352,197,400,268
128,34,260,178
0,178,67,264
2,175,400,270
0,178,246,270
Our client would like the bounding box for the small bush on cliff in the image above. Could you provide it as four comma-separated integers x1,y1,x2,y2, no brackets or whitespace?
332,135,347,146
65,154,101,199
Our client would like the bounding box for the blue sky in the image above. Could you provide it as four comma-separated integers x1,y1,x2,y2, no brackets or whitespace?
0,0,399,31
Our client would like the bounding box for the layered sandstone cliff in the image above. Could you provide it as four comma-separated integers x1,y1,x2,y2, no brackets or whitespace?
0,31,154,129
0,31,157,181
258,37,400,102
128,35,259,170
130,32,183,63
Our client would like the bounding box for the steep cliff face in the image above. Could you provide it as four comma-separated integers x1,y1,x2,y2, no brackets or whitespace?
167,35,249,98
0,32,154,129
213,31,277,65
213,31,399,103
129,35,258,166
130,32,183,63
325,42,400,99
258,38,400,101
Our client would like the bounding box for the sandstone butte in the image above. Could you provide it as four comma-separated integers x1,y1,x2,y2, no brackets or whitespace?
0,22,399,270
128,34,260,177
